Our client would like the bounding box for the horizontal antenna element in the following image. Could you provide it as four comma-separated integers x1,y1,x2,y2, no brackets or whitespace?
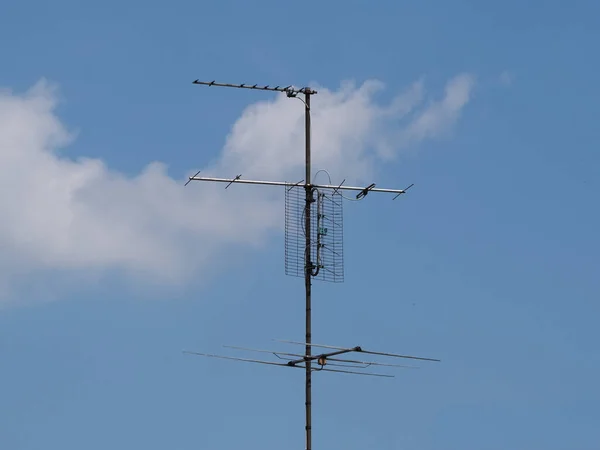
184,340,439,379
186,174,411,197
275,339,441,362
193,79,317,96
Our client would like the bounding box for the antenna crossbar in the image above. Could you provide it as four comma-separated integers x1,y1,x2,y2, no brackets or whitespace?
193,79,316,96
183,341,439,378
184,340,438,379
187,175,410,197
275,339,441,362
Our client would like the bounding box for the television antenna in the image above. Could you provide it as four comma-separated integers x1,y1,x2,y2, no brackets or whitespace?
184,79,438,450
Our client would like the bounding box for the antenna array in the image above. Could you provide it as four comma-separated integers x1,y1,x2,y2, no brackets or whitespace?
184,79,438,450
285,183,344,282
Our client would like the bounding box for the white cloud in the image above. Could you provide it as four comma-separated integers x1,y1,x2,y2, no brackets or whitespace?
400,74,475,144
0,75,475,302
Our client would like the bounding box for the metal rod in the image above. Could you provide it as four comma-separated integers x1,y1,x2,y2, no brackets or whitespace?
304,91,312,450
188,176,293,188
187,176,409,195
192,79,317,96
276,339,441,362
316,184,406,195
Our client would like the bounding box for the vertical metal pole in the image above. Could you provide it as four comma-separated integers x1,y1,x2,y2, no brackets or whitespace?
304,91,312,450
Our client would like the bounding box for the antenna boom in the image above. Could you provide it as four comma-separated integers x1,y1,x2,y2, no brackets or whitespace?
193,79,316,95
187,175,409,196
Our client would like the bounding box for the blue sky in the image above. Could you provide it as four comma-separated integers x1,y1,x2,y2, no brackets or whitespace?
1,0,599,449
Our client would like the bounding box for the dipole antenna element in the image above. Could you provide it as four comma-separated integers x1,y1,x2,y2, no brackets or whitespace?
185,79,430,450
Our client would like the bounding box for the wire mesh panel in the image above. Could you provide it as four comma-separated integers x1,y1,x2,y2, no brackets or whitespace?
285,185,344,283
313,188,344,282
284,184,305,278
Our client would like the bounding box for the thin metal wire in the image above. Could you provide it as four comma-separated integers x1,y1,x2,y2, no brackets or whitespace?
314,169,365,202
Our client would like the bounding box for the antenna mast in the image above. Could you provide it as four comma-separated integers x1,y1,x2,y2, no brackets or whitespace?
303,87,313,450
186,79,427,450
